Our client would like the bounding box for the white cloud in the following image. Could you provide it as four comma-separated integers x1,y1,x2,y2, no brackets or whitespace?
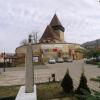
0,0,100,52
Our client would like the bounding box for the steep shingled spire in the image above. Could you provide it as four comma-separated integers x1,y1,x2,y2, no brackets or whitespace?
40,25,55,40
39,25,60,42
50,14,62,27
50,14,65,32
39,14,65,43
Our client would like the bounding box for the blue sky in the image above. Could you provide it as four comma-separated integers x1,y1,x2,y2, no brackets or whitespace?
0,0,100,53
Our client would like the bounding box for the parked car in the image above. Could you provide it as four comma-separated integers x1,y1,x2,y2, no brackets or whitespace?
63,57,73,62
84,57,96,64
56,58,64,63
48,58,56,64
66,58,73,62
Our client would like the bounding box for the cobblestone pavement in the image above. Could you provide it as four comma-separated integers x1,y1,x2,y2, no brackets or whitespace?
0,60,100,91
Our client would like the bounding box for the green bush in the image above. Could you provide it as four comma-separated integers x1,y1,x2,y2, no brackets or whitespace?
61,69,74,94
90,77,100,82
76,89,100,100
75,73,91,95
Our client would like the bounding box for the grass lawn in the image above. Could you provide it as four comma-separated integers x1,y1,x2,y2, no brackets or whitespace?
0,82,75,100
0,85,20,97
37,82,65,100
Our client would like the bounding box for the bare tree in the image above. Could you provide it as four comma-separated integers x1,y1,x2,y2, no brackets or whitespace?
20,31,39,46
20,39,28,46
30,31,38,44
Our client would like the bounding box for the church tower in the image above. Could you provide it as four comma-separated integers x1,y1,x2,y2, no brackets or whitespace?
50,14,65,42
39,14,65,43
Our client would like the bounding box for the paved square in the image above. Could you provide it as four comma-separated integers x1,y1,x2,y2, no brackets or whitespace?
0,60,100,91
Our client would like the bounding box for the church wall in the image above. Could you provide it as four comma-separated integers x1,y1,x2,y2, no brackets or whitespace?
15,43,83,64
16,45,27,54
54,30,64,42
41,43,70,61
59,31,64,42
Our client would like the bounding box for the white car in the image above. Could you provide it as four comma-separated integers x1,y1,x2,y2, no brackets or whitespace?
63,57,73,62
56,58,64,63
66,58,73,62
48,58,56,64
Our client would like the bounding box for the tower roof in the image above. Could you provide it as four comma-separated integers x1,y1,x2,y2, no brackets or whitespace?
50,14,63,27
40,25,60,42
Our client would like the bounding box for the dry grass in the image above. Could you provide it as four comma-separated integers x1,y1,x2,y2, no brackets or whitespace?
36,82,74,100
0,82,74,100
0,85,20,97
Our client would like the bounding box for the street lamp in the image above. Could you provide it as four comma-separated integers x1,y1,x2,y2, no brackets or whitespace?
3,52,5,72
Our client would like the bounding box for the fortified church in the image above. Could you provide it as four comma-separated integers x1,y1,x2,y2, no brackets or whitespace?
15,14,83,63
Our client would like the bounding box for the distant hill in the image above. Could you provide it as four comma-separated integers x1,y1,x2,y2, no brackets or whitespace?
81,39,100,49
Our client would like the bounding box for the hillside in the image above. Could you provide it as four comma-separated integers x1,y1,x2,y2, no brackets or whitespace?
82,39,100,49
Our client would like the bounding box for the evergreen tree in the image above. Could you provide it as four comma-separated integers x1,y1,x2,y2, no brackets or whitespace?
75,73,91,95
61,69,74,94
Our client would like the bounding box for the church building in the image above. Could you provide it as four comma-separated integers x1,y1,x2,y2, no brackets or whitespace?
40,14,64,43
15,14,84,63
